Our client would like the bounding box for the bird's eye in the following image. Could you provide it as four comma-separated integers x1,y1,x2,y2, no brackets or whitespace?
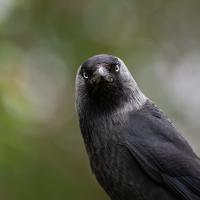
115,64,120,72
83,72,89,79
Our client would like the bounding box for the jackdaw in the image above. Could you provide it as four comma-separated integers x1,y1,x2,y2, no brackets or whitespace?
75,54,200,200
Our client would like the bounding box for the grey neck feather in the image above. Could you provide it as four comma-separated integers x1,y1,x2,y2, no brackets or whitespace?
115,58,148,115
115,82,147,116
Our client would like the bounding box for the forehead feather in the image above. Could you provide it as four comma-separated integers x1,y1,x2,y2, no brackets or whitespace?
81,54,119,69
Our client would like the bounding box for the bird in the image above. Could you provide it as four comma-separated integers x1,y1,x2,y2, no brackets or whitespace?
75,54,200,200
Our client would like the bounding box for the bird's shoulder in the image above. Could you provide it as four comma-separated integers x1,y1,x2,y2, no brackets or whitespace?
126,99,196,156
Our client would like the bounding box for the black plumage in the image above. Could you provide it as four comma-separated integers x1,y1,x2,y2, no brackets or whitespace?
75,54,200,200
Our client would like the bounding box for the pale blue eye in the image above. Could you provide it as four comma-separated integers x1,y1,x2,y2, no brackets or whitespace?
115,65,120,72
83,72,89,79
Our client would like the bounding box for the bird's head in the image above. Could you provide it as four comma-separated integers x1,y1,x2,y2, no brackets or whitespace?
76,54,146,113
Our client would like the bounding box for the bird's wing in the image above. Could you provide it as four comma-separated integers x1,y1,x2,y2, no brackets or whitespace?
124,101,200,200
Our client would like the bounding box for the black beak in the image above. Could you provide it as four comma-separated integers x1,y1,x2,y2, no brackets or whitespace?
91,66,113,84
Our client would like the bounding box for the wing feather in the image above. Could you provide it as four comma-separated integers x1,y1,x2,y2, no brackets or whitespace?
124,101,200,200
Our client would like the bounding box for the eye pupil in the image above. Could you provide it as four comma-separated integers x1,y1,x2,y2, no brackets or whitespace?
83,72,88,79
115,65,120,72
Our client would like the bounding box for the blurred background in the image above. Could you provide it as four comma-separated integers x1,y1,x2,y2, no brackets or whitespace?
0,0,200,199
